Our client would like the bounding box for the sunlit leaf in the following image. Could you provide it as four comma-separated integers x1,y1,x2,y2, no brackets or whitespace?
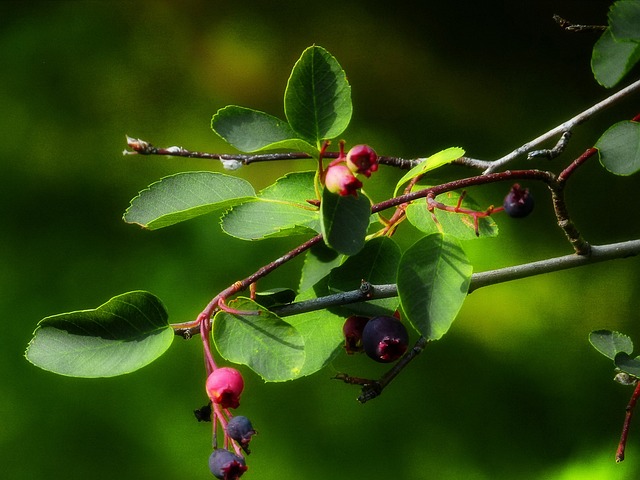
25,291,173,378
394,147,465,196
211,105,316,154
284,45,352,146
397,234,472,340
124,172,256,230
214,297,305,382
589,329,634,360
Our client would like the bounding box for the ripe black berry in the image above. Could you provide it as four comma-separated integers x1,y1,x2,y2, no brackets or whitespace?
209,448,247,480
503,184,534,218
342,315,370,354
226,416,256,453
362,315,409,363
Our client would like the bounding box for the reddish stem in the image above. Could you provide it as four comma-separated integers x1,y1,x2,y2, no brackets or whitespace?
616,381,640,462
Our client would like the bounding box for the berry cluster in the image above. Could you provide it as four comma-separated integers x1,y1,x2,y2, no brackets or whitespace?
343,314,409,363
324,143,378,196
204,367,256,479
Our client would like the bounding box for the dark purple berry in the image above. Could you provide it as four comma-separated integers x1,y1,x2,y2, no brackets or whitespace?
209,448,247,480
226,416,256,453
342,316,370,354
503,184,534,218
362,315,409,363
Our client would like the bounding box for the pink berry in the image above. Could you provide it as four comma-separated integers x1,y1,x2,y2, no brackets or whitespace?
346,144,378,177
324,164,362,196
206,367,244,409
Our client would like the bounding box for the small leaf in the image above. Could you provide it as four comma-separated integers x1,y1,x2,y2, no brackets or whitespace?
405,190,499,240
589,329,634,360
284,45,352,146
320,188,371,255
596,120,640,175
591,28,640,88
397,234,472,340
214,298,305,382
25,291,173,378
299,242,344,292
221,172,320,239
328,236,401,316
615,352,640,377
124,172,256,230
394,147,465,196
211,106,316,154
609,0,640,41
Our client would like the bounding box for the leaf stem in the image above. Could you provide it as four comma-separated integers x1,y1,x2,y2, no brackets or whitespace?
617,381,640,462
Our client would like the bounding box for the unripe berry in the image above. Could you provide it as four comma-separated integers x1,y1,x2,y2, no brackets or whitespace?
362,315,409,363
208,448,247,479
206,367,244,409
342,315,369,354
324,163,362,196
226,415,256,452
346,144,378,177
503,184,534,218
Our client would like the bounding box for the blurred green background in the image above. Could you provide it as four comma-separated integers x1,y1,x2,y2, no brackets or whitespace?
3,1,640,479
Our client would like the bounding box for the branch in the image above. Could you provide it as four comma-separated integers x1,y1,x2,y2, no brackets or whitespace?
458,78,640,174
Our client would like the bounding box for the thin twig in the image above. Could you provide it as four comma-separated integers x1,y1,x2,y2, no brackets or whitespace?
616,382,640,462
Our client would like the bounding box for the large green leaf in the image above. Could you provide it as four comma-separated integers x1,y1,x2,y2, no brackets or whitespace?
211,106,316,154
221,171,320,239
25,291,173,378
609,0,640,41
328,236,401,316
589,329,634,360
397,234,472,340
405,189,499,240
283,287,345,377
124,172,256,230
320,188,371,255
394,147,465,196
596,120,640,175
284,45,352,146
213,297,305,382
591,28,640,88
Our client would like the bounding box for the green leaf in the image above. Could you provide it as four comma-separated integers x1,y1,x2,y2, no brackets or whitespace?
320,188,371,255
591,28,640,88
213,297,305,382
405,189,499,240
298,242,344,292
221,171,320,239
284,45,352,146
615,352,640,377
211,105,316,154
124,172,256,230
328,236,401,316
397,234,472,340
609,0,640,41
596,120,640,175
589,329,634,360
394,147,465,196
25,291,173,378
284,287,345,377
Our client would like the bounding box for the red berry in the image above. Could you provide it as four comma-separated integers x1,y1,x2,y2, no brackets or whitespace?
362,315,409,363
324,164,362,196
346,144,378,177
342,315,370,354
206,367,244,409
